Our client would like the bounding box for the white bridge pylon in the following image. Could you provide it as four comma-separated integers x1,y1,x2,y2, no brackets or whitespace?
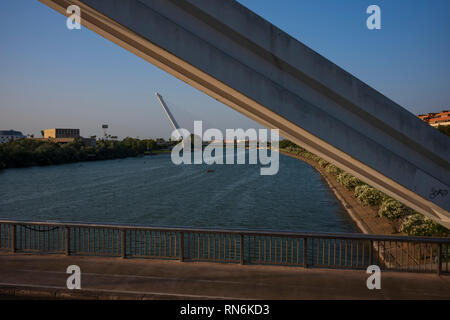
155,92,182,141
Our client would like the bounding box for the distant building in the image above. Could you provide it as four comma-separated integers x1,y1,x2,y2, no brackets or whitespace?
35,128,95,146
43,128,80,139
0,130,25,144
418,110,450,127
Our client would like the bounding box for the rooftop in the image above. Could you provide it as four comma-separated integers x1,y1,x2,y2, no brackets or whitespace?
417,110,450,124
0,130,24,136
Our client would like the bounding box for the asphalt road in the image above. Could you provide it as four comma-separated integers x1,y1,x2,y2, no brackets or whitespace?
0,253,449,299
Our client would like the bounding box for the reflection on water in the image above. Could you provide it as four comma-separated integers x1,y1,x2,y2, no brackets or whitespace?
0,152,359,233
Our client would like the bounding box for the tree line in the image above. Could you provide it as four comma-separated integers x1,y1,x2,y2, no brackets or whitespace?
0,137,173,169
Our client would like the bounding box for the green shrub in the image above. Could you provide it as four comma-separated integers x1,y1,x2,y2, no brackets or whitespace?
400,214,449,237
310,155,320,162
354,185,383,206
279,140,299,149
354,185,366,198
325,164,342,175
336,172,363,190
378,198,409,220
318,159,329,168
304,152,312,158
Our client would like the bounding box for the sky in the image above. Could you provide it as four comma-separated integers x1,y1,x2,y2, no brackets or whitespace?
0,0,449,139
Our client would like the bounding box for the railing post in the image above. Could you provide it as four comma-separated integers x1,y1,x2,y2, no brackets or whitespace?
179,232,184,262
65,227,70,256
303,238,307,268
121,229,126,259
437,243,442,276
11,224,16,253
240,234,244,265
369,240,374,265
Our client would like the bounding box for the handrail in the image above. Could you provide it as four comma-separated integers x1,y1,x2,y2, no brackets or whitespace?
0,219,448,275
0,219,448,243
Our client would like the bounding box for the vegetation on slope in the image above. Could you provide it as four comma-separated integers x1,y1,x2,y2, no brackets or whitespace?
279,139,449,237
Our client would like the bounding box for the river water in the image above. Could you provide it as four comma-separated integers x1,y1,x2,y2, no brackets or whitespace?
0,151,359,233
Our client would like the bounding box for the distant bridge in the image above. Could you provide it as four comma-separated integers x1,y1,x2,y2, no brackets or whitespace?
39,0,450,227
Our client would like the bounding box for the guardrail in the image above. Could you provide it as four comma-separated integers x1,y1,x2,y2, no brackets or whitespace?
0,220,448,275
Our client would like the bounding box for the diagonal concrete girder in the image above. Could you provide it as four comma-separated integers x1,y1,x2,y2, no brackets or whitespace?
38,0,450,228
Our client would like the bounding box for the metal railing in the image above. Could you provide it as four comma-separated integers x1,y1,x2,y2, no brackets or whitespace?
0,220,449,275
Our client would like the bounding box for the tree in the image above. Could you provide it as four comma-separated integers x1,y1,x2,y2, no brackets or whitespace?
144,139,157,151
436,125,450,137
0,136,172,169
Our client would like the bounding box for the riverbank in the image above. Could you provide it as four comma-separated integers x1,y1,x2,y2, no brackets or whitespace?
0,138,172,169
145,149,172,155
280,150,398,235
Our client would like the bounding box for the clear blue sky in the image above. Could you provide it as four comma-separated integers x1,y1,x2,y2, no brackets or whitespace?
1,0,449,139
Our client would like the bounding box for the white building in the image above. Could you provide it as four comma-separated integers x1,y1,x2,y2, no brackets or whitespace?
0,130,25,144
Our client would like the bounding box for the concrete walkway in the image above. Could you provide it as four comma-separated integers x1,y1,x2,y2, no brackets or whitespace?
0,253,449,299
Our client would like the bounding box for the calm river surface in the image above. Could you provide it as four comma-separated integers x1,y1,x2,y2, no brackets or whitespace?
0,151,359,233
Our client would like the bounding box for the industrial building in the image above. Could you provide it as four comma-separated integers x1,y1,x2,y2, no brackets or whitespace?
35,128,95,146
